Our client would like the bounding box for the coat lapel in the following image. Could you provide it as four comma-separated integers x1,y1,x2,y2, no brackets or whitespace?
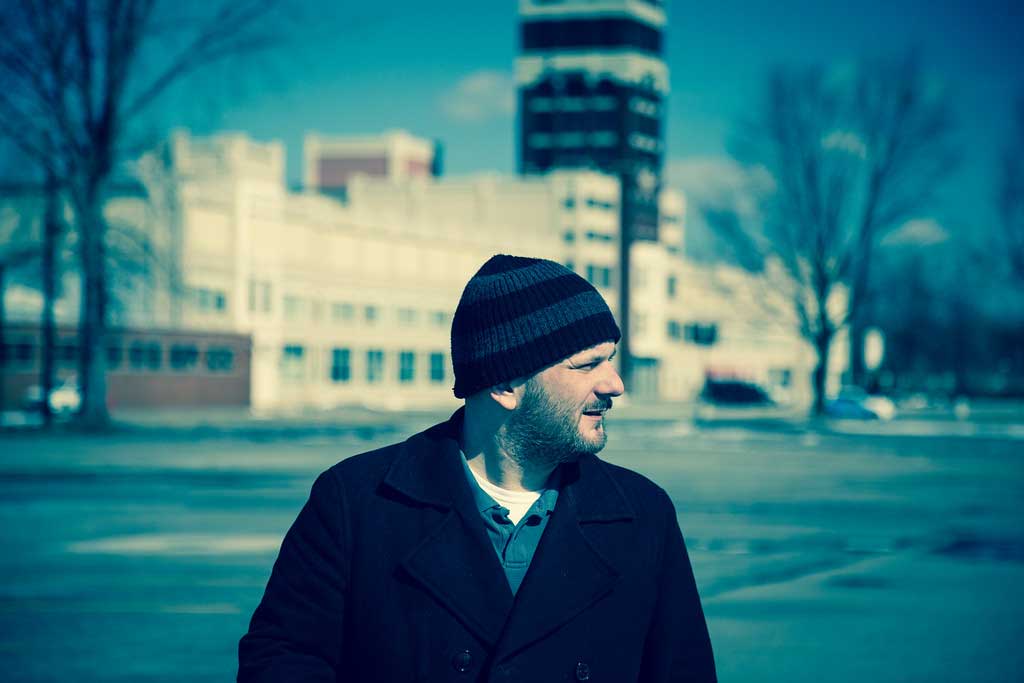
494,454,636,660
386,409,515,646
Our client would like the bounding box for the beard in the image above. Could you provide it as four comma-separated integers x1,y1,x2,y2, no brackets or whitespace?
500,378,612,470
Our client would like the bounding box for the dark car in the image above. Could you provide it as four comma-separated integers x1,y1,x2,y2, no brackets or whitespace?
700,378,773,405
693,377,798,424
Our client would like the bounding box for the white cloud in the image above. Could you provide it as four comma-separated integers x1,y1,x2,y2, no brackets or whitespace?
881,218,950,246
664,156,773,217
440,70,516,122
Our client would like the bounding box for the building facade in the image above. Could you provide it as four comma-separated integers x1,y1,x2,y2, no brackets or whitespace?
3,128,832,412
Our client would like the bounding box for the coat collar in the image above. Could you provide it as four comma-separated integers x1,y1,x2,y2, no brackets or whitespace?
384,407,636,655
382,407,636,523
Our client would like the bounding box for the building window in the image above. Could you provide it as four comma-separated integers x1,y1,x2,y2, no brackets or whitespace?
528,133,553,148
564,260,575,272
562,197,576,209
585,198,615,211
556,132,585,147
106,344,123,369
528,97,553,112
332,302,355,323
207,347,234,372
366,349,384,383
684,323,718,346
585,230,613,243
282,345,305,381
585,264,613,288
398,350,416,383
431,311,450,328
170,344,199,371
563,230,575,243
284,295,303,320
56,342,78,364
248,280,272,313
330,348,351,383
628,97,659,117
667,320,683,340
1,340,34,367
397,308,418,326
590,131,618,147
429,352,446,383
129,341,162,370
364,305,379,325
667,275,678,299
193,287,227,313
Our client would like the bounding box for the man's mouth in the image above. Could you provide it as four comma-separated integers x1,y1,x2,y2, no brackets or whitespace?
582,401,612,417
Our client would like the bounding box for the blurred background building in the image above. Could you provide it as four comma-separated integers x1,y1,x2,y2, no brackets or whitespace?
1,125,827,411
0,0,851,415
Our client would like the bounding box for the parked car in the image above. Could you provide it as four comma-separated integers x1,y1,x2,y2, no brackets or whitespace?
694,377,798,422
22,379,81,416
826,386,896,421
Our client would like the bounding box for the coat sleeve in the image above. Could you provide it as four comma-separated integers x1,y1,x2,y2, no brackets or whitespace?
238,469,350,682
638,488,717,682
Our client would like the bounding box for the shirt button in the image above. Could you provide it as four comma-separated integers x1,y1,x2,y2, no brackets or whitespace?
451,649,473,673
575,661,591,681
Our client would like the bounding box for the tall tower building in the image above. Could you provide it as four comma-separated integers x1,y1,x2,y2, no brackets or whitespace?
516,0,667,242
516,0,669,391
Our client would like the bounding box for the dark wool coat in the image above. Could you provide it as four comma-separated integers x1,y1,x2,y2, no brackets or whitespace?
238,409,716,682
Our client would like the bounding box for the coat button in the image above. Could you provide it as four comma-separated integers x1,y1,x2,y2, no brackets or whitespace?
451,649,473,673
575,661,591,681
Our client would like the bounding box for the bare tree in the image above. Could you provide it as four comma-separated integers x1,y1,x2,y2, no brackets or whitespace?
0,1,282,428
704,56,956,415
845,54,957,386
998,93,1024,284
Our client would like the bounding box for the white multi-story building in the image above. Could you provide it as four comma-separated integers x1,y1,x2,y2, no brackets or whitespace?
10,129,832,411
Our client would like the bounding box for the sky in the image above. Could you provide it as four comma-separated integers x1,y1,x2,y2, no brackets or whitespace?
168,0,1023,237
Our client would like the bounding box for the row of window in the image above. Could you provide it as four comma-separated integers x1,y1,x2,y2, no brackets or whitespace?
272,289,452,328
561,196,617,211
562,230,615,244
667,322,718,346
0,340,236,372
281,346,448,385
528,131,619,149
527,95,660,119
192,287,228,313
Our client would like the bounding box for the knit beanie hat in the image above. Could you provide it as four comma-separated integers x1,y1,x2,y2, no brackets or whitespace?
451,254,621,398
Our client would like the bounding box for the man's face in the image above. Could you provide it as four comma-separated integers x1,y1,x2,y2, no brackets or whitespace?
504,342,624,465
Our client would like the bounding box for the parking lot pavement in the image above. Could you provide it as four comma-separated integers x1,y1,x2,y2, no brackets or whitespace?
1,418,1022,682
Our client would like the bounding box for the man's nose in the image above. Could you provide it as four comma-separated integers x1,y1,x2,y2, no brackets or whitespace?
598,364,625,397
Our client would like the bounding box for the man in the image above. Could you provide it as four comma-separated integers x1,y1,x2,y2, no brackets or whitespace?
238,254,716,682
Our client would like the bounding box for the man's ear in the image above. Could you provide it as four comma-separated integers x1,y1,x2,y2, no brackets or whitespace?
489,382,519,411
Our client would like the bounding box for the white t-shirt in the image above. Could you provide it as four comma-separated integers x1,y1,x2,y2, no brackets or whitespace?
463,457,541,525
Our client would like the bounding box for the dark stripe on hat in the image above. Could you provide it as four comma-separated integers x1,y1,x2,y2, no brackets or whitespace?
454,273,597,329
458,290,613,362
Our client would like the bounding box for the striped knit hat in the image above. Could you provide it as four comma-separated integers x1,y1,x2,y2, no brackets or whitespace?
451,254,621,398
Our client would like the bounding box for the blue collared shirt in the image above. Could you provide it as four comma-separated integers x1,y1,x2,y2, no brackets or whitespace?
460,456,559,595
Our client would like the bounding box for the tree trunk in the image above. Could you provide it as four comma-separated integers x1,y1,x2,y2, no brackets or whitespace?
811,330,833,416
41,170,59,427
0,265,6,415
849,317,866,387
76,188,110,429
